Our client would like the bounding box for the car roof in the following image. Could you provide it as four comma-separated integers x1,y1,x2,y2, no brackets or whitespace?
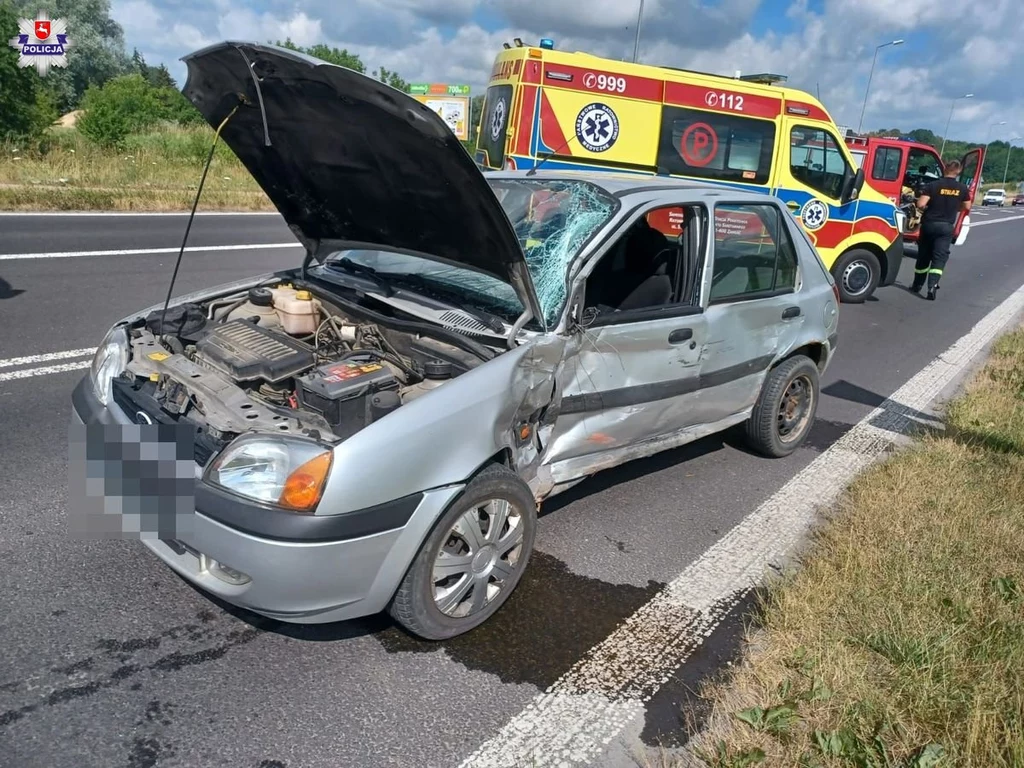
484,169,779,205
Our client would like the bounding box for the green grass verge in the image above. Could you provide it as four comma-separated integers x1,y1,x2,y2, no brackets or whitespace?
1,126,272,211
0,125,482,212
688,327,1024,768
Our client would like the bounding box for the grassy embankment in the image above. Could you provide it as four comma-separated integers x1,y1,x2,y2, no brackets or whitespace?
685,327,1024,768
0,126,271,211
0,125,482,212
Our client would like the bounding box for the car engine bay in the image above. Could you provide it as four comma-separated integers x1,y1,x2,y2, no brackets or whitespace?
114,279,496,459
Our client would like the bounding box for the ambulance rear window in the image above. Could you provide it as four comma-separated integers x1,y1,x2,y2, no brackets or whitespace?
657,106,776,185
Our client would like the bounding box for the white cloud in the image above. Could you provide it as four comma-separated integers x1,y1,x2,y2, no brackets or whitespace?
216,8,321,46
114,0,1024,144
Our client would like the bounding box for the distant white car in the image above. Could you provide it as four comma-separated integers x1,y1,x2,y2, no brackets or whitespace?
982,189,1006,207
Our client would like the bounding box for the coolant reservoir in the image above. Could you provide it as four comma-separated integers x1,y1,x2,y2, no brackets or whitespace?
225,287,282,329
274,288,321,335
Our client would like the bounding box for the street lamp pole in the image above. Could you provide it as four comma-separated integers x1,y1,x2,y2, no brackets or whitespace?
857,39,904,134
631,0,645,63
939,93,973,157
1003,136,1021,187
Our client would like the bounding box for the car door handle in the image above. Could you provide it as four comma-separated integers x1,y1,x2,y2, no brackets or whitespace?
781,306,801,319
668,328,693,344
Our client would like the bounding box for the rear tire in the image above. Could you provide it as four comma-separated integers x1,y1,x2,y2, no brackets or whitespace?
388,463,537,640
831,248,880,303
745,355,820,458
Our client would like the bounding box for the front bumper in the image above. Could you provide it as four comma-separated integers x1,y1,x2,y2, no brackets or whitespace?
70,375,463,623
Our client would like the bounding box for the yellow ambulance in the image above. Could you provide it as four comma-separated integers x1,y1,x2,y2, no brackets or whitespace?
475,40,907,303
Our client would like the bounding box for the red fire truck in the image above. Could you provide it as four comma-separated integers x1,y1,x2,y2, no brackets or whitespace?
843,132,984,245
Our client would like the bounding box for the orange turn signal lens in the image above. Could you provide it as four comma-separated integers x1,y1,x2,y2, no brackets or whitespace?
278,451,332,512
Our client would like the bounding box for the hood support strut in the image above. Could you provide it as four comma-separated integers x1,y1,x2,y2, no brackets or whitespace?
158,104,240,334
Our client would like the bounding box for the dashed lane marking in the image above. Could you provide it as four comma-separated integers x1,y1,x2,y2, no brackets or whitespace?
972,213,1024,227
0,242,301,261
0,360,91,382
0,211,279,217
0,348,95,369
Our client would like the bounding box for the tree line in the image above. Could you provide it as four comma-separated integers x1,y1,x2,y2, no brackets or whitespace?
0,1,417,148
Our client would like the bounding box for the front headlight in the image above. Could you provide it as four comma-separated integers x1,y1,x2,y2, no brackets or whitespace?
205,436,333,513
894,210,907,233
90,325,129,406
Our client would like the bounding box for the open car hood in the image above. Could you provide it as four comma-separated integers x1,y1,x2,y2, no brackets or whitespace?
180,42,544,325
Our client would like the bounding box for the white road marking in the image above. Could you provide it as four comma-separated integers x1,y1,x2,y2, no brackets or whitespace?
0,348,95,369
0,360,91,382
0,211,279,217
0,242,301,261
460,281,1024,768
973,213,1024,227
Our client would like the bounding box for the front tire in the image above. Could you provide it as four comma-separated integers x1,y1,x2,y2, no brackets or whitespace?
831,249,880,303
831,248,881,303
745,355,820,458
388,463,537,640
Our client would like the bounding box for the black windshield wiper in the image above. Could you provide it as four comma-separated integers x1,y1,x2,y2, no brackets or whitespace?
453,305,507,334
327,258,394,296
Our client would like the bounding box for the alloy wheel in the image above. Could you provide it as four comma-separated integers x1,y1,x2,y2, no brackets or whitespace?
432,498,526,618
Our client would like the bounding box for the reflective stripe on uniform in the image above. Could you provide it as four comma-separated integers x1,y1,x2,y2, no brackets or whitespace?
914,267,929,274
929,268,943,275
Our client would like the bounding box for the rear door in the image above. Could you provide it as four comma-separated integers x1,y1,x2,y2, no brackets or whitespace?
698,200,806,424
477,84,514,169
954,147,984,242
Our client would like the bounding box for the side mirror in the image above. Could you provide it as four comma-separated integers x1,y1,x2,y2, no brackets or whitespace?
841,167,865,205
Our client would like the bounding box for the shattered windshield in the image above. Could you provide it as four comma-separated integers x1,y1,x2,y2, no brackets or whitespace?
320,178,617,328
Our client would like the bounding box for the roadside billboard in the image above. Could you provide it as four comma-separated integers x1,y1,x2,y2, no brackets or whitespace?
409,83,471,141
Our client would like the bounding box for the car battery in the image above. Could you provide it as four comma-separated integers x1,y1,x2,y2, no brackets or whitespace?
295,356,400,438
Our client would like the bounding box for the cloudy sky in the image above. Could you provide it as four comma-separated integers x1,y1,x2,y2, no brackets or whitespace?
113,0,1023,144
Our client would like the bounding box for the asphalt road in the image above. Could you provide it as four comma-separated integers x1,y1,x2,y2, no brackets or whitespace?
1,208,1023,768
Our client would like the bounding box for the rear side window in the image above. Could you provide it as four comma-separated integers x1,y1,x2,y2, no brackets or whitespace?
710,203,798,303
476,85,513,169
871,146,903,182
658,107,776,185
789,126,850,199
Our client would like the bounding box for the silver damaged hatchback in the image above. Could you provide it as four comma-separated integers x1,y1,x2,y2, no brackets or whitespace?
69,42,840,639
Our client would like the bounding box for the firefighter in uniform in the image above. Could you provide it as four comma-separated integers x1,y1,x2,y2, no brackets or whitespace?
910,158,972,300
